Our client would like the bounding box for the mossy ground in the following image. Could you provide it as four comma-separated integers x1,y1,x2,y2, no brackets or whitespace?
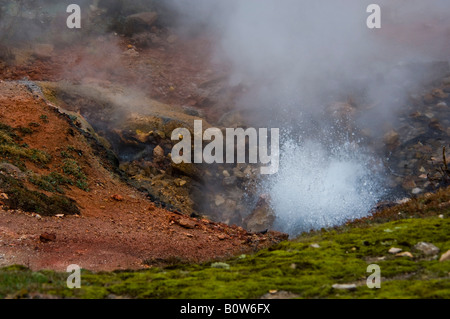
1,194,449,299
0,121,82,215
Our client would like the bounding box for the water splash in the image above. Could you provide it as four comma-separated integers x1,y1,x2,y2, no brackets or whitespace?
267,139,385,236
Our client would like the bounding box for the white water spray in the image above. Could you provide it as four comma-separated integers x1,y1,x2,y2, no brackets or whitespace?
267,139,386,236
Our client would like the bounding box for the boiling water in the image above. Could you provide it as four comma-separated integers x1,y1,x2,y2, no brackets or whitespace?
267,139,386,236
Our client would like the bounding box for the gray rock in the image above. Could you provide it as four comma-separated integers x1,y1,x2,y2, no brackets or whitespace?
0,162,26,180
243,194,275,233
222,176,237,186
123,12,158,36
388,247,402,254
414,242,440,256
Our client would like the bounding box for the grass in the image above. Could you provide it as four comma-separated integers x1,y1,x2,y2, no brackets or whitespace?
62,159,89,191
0,172,80,216
0,123,51,166
28,172,73,194
0,211,448,299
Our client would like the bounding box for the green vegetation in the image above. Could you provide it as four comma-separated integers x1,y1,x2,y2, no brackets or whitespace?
62,159,89,191
0,172,80,216
1,213,448,299
28,172,73,193
39,114,49,123
0,123,51,167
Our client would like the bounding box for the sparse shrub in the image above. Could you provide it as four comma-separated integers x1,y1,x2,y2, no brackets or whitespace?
62,159,89,191
0,173,80,216
39,114,49,123
29,172,73,194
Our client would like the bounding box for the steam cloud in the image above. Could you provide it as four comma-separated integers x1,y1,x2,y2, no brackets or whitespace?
166,0,450,234
2,1,450,235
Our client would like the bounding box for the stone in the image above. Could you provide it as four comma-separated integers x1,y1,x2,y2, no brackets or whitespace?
423,93,437,104
211,262,230,269
111,194,124,201
414,242,440,256
174,178,187,187
222,170,230,177
310,243,320,248
383,130,399,148
39,232,56,243
402,177,416,190
431,88,448,99
439,250,450,262
332,284,356,290
0,162,26,180
412,188,423,195
261,290,300,299
153,145,165,163
123,12,158,36
222,176,237,187
176,218,196,229
214,195,225,206
388,247,402,254
243,194,276,233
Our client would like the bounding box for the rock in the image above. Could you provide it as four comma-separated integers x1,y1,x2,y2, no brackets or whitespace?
436,102,447,108
431,88,448,99
396,252,413,258
174,178,187,187
176,218,196,229
39,232,56,243
383,130,399,148
261,290,300,299
211,262,230,269
414,242,440,256
153,145,165,163
402,177,416,190
388,247,402,254
310,243,320,248
123,12,158,36
332,284,356,290
439,250,450,262
423,93,437,105
222,170,230,177
111,194,124,201
0,162,26,180
412,188,423,195
123,48,139,58
222,176,237,187
215,195,225,206
243,194,276,233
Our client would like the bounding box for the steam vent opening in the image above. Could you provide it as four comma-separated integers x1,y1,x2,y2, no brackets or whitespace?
1,0,450,281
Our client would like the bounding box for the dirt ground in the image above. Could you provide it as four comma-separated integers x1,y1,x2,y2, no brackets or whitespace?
0,40,285,271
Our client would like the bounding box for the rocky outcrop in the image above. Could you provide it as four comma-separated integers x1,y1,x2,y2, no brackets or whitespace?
243,194,276,233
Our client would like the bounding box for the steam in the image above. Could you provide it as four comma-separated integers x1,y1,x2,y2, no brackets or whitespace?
2,1,450,235
267,139,385,236
167,0,450,234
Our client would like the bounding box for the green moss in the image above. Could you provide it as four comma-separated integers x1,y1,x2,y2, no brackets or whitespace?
29,172,73,193
62,159,89,191
0,173,80,216
0,214,448,299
